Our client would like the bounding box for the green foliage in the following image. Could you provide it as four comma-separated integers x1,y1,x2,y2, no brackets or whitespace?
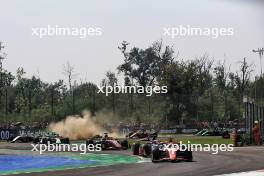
0,40,262,126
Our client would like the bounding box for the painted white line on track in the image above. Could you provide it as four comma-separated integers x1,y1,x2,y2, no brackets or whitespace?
215,170,264,176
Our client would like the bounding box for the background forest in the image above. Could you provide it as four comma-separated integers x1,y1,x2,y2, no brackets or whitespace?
0,40,263,127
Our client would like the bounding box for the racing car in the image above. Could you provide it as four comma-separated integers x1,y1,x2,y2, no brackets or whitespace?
132,140,193,163
196,128,230,138
151,142,193,162
132,141,153,157
10,134,35,143
86,133,128,150
33,133,70,144
127,129,158,141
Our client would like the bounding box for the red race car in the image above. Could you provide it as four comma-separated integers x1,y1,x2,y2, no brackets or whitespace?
86,133,128,150
151,142,193,162
132,141,193,163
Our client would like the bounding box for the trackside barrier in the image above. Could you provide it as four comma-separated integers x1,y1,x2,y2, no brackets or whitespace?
244,97,264,144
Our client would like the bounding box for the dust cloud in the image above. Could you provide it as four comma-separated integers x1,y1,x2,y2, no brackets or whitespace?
48,110,122,140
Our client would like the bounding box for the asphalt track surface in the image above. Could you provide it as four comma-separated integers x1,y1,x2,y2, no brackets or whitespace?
5,146,264,176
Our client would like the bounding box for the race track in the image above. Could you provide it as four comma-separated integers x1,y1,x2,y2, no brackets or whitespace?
7,146,264,176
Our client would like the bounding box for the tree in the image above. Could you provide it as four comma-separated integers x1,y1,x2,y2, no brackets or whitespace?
118,40,174,88
195,54,214,96
62,62,77,114
25,76,42,116
0,42,6,112
234,58,253,116
62,62,76,92
14,67,27,114
214,60,229,119
1,70,15,117
48,80,65,118
102,71,118,113
214,60,229,93
235,58,252,98
160,60,200,123
118,40,174,119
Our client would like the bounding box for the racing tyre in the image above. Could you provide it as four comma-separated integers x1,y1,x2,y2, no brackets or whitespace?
41,138,48,144
151,147,160,163
132,143,140,155
121,140,129,149
33,137,40,144
143,144,151,157
185,151,193,162
86,139,94,146
61,138,70,144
